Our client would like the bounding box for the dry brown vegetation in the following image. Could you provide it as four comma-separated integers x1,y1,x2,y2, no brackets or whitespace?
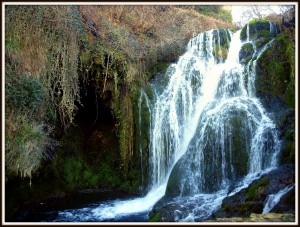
79,5,232,65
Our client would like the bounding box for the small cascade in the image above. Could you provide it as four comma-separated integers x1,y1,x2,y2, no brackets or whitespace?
246,39,274,97
246,23,250,42
138,88,152,189
262,184,295,214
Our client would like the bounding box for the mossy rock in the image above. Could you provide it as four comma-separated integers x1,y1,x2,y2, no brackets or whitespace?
148,211,162,222
280,141,295,164
240,19,270,42
215,165,295,219
239,43,254,64
256,33,292,104
212,29,231,62
240,19,280,47
245,178,269,201
165,107,252,196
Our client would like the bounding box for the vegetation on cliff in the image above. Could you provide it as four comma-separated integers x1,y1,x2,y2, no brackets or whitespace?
4,4,233,219
5,5,231,182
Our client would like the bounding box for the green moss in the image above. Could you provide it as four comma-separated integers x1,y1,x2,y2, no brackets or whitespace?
280,141,295,164
256,33,293,102
148,212,162,222
237,204,256,216
221,202,232,212
229,113,250,178
245,178,269,201
284,34,295,108
145,86,154,101
249,18,268,25
244,57,252,65
212,29,230,62
255,30,272,49
240,26,247,41
240,19,271,42
147,61,170,79
239,43,254,64
256,30,269,38
5,39,21,51
213,44,228,61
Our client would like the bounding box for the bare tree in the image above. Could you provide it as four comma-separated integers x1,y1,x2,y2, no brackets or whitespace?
238,5,294,26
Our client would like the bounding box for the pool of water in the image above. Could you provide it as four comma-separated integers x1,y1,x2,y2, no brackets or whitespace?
12,189,145,222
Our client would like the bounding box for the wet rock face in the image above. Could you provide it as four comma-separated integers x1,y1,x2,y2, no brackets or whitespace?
212,29,231,63
239,43,254,65
165,107,253,196
209,213,295,222
254,32,295,166
271,187,295,213
240,19,279,42
212,164,295,219
239,19,280,65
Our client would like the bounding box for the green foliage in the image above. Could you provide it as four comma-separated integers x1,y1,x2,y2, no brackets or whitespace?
147,61,170,79
58,150,123,190
5,115,53,181
5,39,20,51
5,5,82,182
6,75,46,114
6,5,81,129
64,157,83,188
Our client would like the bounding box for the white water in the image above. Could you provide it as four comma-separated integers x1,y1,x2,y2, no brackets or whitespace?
262,184,295,214
54,25,281,222
149,30,223,189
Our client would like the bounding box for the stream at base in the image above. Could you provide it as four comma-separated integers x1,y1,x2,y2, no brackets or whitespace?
14,167,278,222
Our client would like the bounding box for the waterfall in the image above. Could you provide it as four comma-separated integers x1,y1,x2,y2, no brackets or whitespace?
149,29,220,189
146,26,280,220
53,25,281,222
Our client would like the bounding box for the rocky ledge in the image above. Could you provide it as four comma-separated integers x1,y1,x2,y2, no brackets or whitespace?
208,213,295,222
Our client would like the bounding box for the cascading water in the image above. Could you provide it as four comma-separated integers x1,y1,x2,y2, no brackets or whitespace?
262,184,295,214
52,23,282,222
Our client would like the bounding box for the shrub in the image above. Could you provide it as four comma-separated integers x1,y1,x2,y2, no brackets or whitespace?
5,114,54,183
6,74,46,115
